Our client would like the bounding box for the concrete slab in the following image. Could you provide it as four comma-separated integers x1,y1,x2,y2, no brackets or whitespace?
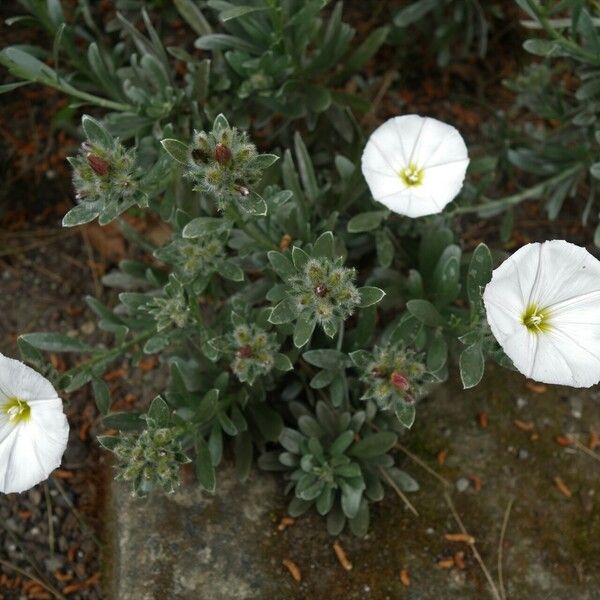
106,366,600,599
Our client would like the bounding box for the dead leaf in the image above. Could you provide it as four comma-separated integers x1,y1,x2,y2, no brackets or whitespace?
84,222,126,262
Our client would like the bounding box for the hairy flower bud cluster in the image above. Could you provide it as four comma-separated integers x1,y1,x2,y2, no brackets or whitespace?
143,277,191,331
226,324,278,385
68,126,147,225
360,343,427,424
113,419,190,496
186,120,260,209
154,233,226,282
288,258,360,331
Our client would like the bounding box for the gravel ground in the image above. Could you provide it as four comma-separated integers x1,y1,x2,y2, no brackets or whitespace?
0,223,112,600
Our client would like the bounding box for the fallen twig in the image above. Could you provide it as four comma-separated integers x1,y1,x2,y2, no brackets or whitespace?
497,496,514,600
568,436,600,465
444,493,502,600
394,441,452,488
379,467,419,517
0,559,66,600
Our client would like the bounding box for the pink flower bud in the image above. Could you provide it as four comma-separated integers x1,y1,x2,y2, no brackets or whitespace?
237,345,253,358
86,153,110,176
390,372,410,391
214,143,232,164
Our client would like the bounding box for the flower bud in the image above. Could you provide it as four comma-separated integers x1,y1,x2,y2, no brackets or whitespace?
237,345,253,358
192,148,209,163
287,257,359,334
314,284,328,298
390,372,410,391
214,143,232,164
225,324,278,384
86,153,110,176
113,422,190,497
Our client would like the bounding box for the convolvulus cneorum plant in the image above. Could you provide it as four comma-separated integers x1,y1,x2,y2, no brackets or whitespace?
14,109,600,535
453,0,600,243
504,0,600,242
3,2,600,537
0,0,388,146
390,0,503,67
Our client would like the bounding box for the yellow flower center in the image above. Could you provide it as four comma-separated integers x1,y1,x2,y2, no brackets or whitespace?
399,163,424,187
3,397,31,424
522,304,552,334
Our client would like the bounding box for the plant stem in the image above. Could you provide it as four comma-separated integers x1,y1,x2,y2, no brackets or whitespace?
524,0,600,64
451,165,581,216
46,76,134,112
336,320,345,351
64,328,155,379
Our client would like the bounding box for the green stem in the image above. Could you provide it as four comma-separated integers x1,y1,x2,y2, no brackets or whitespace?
336,320,345,351
336,320,351,409
524,0,600,64
65,328,155,378
62,86,134,112
451,165,581,216
225,205,278,250
38,74,134,112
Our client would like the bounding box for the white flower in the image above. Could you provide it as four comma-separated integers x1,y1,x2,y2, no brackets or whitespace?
483,240,600,388
0,354,69,493
361,114,469,218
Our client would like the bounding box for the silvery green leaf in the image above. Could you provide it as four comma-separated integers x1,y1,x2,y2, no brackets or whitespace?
160,138,190,164
460,343,485,389
358,286,385,308
82,115,113,148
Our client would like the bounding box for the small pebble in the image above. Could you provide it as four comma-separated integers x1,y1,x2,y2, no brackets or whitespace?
516,397,527,409
44,556,64,571
569,397,583,419
80,321,96,335
455,477,470,492
518,449,529,460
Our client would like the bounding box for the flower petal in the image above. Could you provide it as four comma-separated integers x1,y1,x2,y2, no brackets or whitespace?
0,354,68,494
0,354,58,402
374,189,441,218
361,115,469,218
530,240,600,309
361,164,407,199
362,117,408,174
414,119,468,168
483,240,600,387
418,159,469,210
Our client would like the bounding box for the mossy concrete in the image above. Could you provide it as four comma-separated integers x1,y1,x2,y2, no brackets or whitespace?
106,366,600,599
